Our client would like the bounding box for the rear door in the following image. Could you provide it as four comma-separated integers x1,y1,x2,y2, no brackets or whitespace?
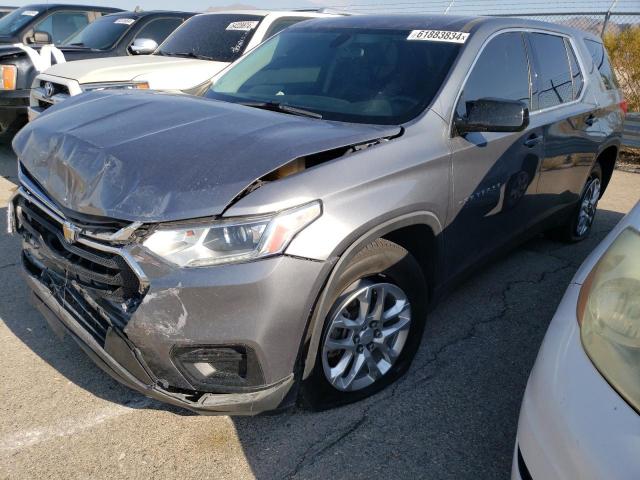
526,32,603,213
446,31,544,278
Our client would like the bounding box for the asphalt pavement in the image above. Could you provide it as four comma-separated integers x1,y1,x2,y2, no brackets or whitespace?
1,144,639,480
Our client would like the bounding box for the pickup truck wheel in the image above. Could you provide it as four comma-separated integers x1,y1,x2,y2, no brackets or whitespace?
300,239,427,410
549,162,602,243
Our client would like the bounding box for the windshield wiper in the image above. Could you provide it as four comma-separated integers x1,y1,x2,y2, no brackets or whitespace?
238,101,323,119
157,51,215,61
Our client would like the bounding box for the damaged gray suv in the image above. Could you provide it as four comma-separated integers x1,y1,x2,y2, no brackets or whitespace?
9,15,625,414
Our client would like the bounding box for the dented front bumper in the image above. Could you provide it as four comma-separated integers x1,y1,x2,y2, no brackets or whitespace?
12,185,331,415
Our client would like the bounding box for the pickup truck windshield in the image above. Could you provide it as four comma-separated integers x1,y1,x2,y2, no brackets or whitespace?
0,7,43,35
207,28,462,125
63,15,135,50
156,14,263,62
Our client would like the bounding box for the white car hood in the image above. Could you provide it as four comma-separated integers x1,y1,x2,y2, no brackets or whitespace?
43,55,229,90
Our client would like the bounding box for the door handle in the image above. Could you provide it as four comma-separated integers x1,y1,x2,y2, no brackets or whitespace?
585,114,596,126
523,134,543,148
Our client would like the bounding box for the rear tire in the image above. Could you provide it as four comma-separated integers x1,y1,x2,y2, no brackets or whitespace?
300,238,427,410
548,162,602,243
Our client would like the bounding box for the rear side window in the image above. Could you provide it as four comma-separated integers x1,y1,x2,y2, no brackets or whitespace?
564,38,584,99
456,32,530,119
584,39,618,90
528,33,574,110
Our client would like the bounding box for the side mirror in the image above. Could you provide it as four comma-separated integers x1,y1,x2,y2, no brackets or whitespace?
31,31,52,44
455,98,529,135
130,38,158,55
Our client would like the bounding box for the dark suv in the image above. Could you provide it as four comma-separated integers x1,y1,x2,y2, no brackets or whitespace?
0,8,192,137
9,15,625,415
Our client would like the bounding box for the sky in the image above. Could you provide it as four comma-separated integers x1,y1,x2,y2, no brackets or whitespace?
7,0,638,15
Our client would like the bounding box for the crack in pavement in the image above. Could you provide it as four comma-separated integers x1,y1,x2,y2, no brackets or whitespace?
0,262,17,270
283,258,575,478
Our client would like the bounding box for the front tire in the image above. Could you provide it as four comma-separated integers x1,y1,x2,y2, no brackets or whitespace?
301,239,427,410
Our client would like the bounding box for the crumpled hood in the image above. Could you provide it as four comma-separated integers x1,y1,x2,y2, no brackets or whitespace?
14,90,400,222
45,55,227,89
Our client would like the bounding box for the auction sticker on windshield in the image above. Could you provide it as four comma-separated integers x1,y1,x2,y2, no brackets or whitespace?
407,30,469,43
114,18,135,25
21,10,39,16
226,21,259,31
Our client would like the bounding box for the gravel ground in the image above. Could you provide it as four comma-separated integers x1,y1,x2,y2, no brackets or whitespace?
0,145,639,480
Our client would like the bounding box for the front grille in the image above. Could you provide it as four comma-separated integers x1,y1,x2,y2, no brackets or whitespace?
35,80,70,110
17,194,144,345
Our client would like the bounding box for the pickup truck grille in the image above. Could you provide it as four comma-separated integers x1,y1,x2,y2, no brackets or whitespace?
33,80,70,110
16,187,145,346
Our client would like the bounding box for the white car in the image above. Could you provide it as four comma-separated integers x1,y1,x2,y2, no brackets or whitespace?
513,201,640,479
28,9,339,120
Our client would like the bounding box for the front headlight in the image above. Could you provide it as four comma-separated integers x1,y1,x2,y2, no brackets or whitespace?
81,81,150,92
143,201,321,267
0,65,16,90
578,227,640,412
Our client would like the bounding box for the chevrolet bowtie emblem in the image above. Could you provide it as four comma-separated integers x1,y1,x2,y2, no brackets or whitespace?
62,221,80,243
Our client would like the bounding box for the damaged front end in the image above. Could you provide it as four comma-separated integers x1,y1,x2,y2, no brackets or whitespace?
9,166,323,415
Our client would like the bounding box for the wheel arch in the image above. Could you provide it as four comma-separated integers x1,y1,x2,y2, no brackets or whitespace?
298,211,444,380
596,143,619,195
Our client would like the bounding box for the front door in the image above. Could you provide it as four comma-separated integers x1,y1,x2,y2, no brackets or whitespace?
446,31,544,279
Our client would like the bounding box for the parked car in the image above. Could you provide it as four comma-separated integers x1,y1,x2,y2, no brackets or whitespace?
0,8,192,137
9,15,625,415
513,201,640,480
28,9,341,120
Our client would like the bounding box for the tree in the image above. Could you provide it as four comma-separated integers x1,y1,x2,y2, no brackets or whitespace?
605,26,640,112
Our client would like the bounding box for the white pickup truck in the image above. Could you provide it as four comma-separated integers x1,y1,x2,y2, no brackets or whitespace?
28,9,339,120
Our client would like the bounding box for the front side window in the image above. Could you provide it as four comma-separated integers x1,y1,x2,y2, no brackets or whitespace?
135,18,183,44
35,11,89,44
528,33,573,109
456,32,530,119
207,27,462,125
157,14,264,62
63,15,137,50
585,39,618,91
263,17,310,39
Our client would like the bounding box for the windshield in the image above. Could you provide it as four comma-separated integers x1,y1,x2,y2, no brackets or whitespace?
0,7,43,35
206,28,462,125
156,14,263,62
63,15,136,49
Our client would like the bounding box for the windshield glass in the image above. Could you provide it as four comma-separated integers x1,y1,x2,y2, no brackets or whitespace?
157,14,263,62
63,15,136,49
206,28,462,125
0,7,43,35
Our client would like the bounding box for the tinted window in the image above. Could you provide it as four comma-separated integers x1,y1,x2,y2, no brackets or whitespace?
264,17,309,39
529,33,573,109
135,18,183,44
0,7,44,35
157,14,264,62
456,32,530,119
63,15,137,49
585,39,618,90
564,38,584,99
207,28,461,125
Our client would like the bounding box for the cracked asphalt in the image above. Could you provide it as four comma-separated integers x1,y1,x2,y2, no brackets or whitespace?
1,143,639,480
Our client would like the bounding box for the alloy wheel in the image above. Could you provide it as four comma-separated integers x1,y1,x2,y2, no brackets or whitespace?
321,281,412,392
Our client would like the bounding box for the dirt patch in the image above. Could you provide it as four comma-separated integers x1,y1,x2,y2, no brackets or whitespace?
618,147,640,174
